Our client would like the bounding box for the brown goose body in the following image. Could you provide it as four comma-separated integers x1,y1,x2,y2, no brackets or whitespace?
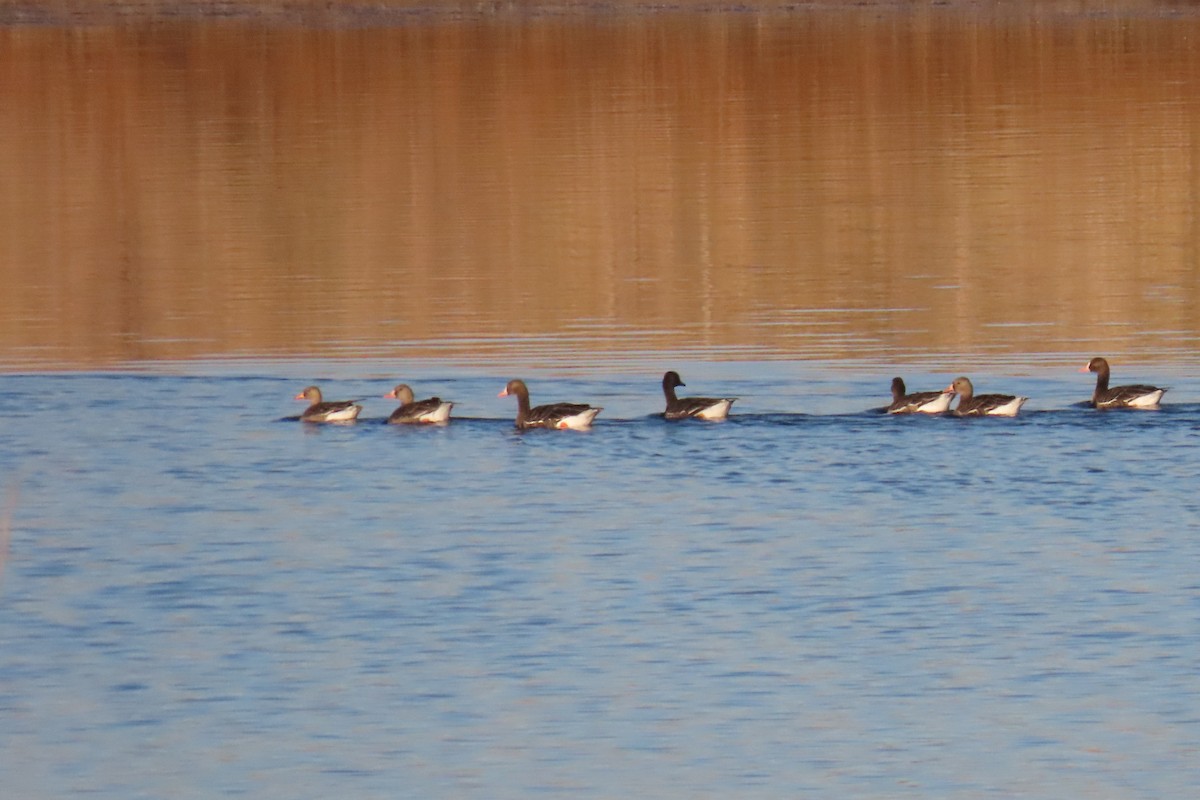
498,379,601,430
887,377,954,415
294,385,362,423
661,371,735,421
385,384,454,424
947,377,1027,417
1080,357,1165,409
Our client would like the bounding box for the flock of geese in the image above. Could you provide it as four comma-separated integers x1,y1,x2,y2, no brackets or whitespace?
292,357,1167,429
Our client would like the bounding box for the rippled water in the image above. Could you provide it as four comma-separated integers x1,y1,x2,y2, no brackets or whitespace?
3,365,1199,797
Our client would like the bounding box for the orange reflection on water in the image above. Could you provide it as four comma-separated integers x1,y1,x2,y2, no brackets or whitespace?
1,8,1198,370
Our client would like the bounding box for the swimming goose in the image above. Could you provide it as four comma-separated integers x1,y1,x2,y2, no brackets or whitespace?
385,384,454,424
887,376,954,414
498,379,601,430
1080,357,1165,409
294,385,362,423
661,371,736,420
947,377,1027,417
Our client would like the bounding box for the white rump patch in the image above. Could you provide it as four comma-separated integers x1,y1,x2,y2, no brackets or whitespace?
695,400,734,420
556,408,601,429
985,397,1027,417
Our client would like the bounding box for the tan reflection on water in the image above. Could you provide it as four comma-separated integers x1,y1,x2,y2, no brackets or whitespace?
1,9,1199,370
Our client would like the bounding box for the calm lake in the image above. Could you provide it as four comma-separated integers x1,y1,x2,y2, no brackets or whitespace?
2,3,1200,798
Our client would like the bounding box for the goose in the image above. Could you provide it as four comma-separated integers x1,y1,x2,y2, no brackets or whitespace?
294,386,362,423
385,384,454,424
1080,357,1165,409
498,379,601,430
661,371,736,420
887,376,954,414
947,377,1027,417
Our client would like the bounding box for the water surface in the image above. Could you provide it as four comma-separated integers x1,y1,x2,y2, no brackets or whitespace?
3,366,1200,798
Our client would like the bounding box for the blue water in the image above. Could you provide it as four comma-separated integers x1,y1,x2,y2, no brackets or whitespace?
2,365,1199,798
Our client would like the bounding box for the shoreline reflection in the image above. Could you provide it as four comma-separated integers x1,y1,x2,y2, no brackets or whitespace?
2,10,1198,369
